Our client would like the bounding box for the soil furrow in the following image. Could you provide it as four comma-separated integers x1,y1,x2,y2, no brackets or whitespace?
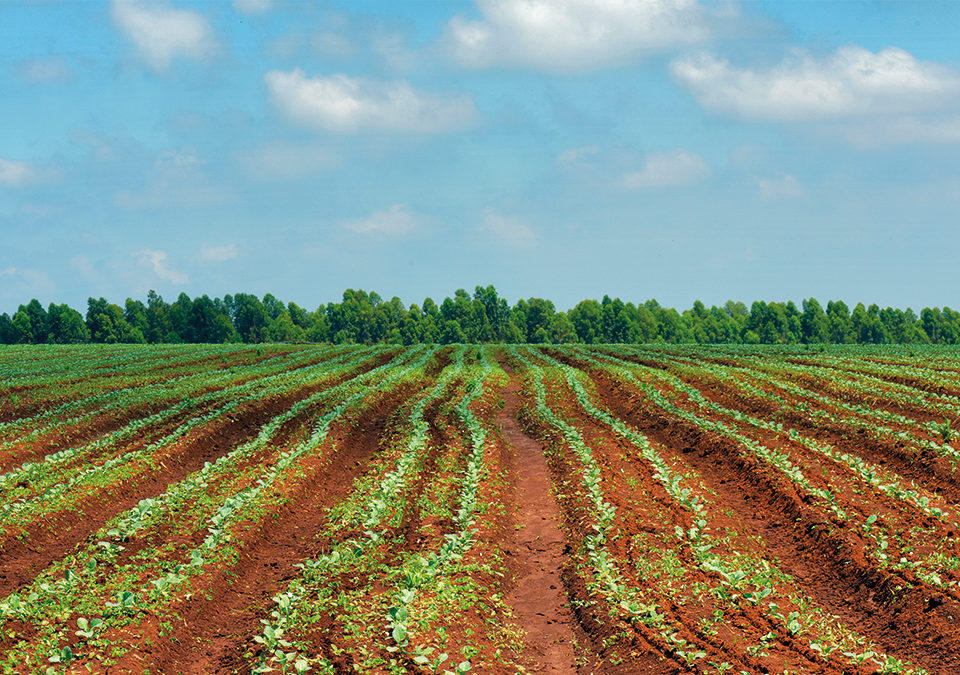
592,370,960,674
536,357,845,673
0,394,295,598
498,362,586,675
686,375,960,504
0,351,397,589
118,385,412,675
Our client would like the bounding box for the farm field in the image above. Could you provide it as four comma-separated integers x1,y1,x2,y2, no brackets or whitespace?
1,344,960,674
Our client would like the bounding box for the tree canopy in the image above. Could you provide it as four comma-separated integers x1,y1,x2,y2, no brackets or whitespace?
1,287,956,346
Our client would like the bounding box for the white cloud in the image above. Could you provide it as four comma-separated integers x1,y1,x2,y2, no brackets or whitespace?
622,149,709,188
839,115,960,148
343,204,422,236
197,244,239,262
239,142,341,181
112,0,217,71
312,32,354,59
265,70,477,132
114,183,227,209
135,249,189,284
758,175,803,199
155,148,203,170
0,158,34,187
672,46,960,121
446,0,712,72
115,147,227,209
557,145,601,166
479,209,536,248
233,0,270,14
0,268,15,277
372,34,418,73
21,204,57,218
14,56,75,83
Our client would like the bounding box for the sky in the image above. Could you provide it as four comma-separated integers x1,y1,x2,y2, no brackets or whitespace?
2,0,960,316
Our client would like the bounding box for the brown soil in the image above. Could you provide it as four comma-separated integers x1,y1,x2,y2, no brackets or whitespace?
496,362,584,675
8,346,960,674
0,353,395,599
686,375,960,504
106,385,413,675
591,368,960,675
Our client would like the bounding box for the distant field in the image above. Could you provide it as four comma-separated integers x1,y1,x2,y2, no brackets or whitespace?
0,343,958,674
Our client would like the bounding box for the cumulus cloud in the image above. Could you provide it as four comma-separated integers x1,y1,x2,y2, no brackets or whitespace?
112,0,217,71
265,70,477,132
622,149,709,188
557,145,601,167
115,147,227,209
233,0,270,14
238,142,341,180
672,46,960,121
135,249,189,284
14,56,75,83
446,0,711,72
343,204,422,236
479,209,536,248
839,115,960,148
758,175,803,199
197,244,239,262
312,32,354,59
114,183,227,209
0,158,34,187
155,148,204,170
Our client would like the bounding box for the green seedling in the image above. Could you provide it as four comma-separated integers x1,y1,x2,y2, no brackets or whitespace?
106,590,138,615
48,646,76,664
75,616,104,640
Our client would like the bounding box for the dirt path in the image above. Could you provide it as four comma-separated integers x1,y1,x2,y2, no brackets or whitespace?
497,363,582,675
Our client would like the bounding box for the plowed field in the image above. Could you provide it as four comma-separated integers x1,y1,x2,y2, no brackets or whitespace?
1,343,958,674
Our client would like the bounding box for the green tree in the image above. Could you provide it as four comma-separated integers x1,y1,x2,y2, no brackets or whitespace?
268,313,306,342
827,301,853,344
0,314,13,344
124,299,152,342
441,319,466,344
473,285,511,341
86,298,144,344
306,306,331,342
144,291,176,343
20,299,49,344
852,302,887,344
940,307,960,344
230,293,270,343
11,310,33,344
921,307,943,344
419,298,442,343
48,303,90,343
262,293,285,321
548,312,578,344
801,298,830,343
191,295,236,343
522,298,555,342
287,302,310,330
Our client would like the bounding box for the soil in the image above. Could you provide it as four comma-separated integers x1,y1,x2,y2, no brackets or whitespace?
5,345,960,675
589,364,960,674
105,384,415,675
496,361,584,675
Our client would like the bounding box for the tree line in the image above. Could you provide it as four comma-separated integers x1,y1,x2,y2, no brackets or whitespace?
1,286,958,346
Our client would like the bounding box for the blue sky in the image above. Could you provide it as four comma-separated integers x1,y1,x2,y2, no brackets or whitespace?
2,0,960,315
